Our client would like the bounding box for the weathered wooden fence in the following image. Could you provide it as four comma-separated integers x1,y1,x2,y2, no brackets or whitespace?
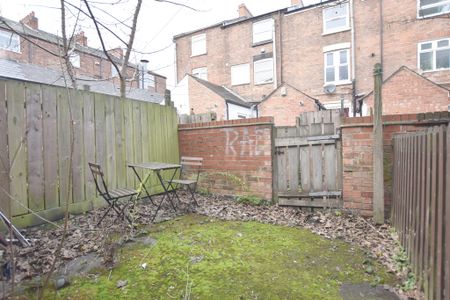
274,110,343,208
391,125,449,300
0,79,179,227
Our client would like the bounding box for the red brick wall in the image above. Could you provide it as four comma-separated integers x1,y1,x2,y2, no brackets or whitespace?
258,84,318,126
342,112,449,216
178,117,274,200
364,67,450,115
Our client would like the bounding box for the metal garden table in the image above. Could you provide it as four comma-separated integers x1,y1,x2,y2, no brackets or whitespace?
128,162,181,222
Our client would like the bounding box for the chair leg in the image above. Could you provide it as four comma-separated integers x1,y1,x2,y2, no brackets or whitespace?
97,206,113,226
187,184,199,206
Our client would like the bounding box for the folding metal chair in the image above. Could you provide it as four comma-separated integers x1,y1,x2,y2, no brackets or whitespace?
170,157,203,206
88,163,137,225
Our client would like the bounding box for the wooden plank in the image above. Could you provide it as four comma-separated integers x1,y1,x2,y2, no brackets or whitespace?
114,97,125,188
307,134,340,141
424,130,432,296
275,137,336,147
428,129,438,300
287,147,299,192
412,135,419,275
310,123,322,136
0,81,10,216
25,83,45,212
445,124,450,300
310,144,323,192
435,127,445,299
7,81,28,216
123,100,135,188
132,100,143,181
141,101,150,163
323,123,335,135
57,87,72,206
279,198,341,208
42,85,59,210
71,90,84,203
94,93,107,181
324,144,336,191
417,134,426,286
105,96,116,188
83,91,96,203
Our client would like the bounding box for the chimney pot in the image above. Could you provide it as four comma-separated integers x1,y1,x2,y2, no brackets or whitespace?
291,0,303,7
74,31,88,46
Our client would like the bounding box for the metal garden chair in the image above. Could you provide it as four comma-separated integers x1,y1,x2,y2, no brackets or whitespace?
169,157,203,206
88,162,137,225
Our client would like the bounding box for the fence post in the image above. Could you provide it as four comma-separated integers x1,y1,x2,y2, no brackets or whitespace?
373,63,384,224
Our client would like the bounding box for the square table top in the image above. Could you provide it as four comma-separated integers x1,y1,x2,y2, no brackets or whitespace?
128,162,181,171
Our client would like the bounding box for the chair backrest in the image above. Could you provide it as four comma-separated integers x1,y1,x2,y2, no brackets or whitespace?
180,156,203,181
88,162,109,197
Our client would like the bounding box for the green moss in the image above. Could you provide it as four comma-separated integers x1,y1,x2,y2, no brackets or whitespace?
47,215,396,299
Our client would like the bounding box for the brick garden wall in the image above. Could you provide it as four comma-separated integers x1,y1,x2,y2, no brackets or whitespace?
178,117,274,200
342,112,450,216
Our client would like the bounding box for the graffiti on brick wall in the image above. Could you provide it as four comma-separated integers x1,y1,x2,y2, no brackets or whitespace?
223,127,266,156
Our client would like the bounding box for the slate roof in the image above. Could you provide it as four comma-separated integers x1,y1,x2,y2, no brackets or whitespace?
0,15,165,78
189,75,253,108
0,58,164,103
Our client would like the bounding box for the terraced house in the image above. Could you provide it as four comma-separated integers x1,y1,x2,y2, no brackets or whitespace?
173,0,450,125
0,12,167,103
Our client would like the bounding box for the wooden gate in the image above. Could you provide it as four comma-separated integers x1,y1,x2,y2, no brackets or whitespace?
274,110,343,207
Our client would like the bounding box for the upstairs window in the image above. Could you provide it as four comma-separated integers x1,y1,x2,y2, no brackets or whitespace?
69,52,80,68
419,38,450,71
254,58,273,84
192,67,207,80
323,3,350,34
140,72,155,89
111,63,119,77
418,0,450,18
252,19,274,44
0,29,20,53
191,33,206,56
324,49,350,84
231,63,250,85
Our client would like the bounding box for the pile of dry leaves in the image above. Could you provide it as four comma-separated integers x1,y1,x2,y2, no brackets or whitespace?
1,193,423,299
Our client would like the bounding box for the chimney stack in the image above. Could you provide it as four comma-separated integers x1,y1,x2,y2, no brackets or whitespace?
291,0,303,7
74,31,88,46
20,11,38,30
107,47,123,60
238,4,253,18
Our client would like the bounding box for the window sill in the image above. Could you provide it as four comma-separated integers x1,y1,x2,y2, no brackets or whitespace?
231,82,250,87
419,68,450,74
191,52,207,58
323,80,352,87
252,40,273,47
255,80,273,86
322,27,351,36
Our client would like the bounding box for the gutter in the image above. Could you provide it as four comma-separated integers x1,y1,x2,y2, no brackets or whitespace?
350,0,356,116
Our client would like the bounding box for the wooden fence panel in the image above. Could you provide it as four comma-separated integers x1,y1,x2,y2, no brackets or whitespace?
0,81,10,216
7,81,28,216
42,86,59,210
392,125,449,300
0,79,179,227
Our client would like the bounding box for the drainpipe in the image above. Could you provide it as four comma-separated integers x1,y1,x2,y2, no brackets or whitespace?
380,0,384,80
272,17,278,90
350,0,356,116
278,10,283,85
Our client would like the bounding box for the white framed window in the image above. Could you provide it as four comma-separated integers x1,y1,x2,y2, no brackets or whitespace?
191,33,206,56
252,19,274,44
324,49,350,84
323,3,350,34
192,67,207,80
140,72,155,89
111,63,119,77
418,0,450,18
418,38,450,71
69,52,80,68
254,58,273,84
231,63,250,85
0,29,20,53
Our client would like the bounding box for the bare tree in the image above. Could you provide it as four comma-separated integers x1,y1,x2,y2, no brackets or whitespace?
82,0,142,98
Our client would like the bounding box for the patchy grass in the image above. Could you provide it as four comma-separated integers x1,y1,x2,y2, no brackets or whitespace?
47,214,396,299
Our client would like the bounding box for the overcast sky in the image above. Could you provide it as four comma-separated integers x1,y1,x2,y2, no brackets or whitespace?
0,0,297,87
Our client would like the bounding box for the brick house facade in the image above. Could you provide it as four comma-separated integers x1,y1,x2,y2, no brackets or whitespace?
173,0,450,125
0,12,166,97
